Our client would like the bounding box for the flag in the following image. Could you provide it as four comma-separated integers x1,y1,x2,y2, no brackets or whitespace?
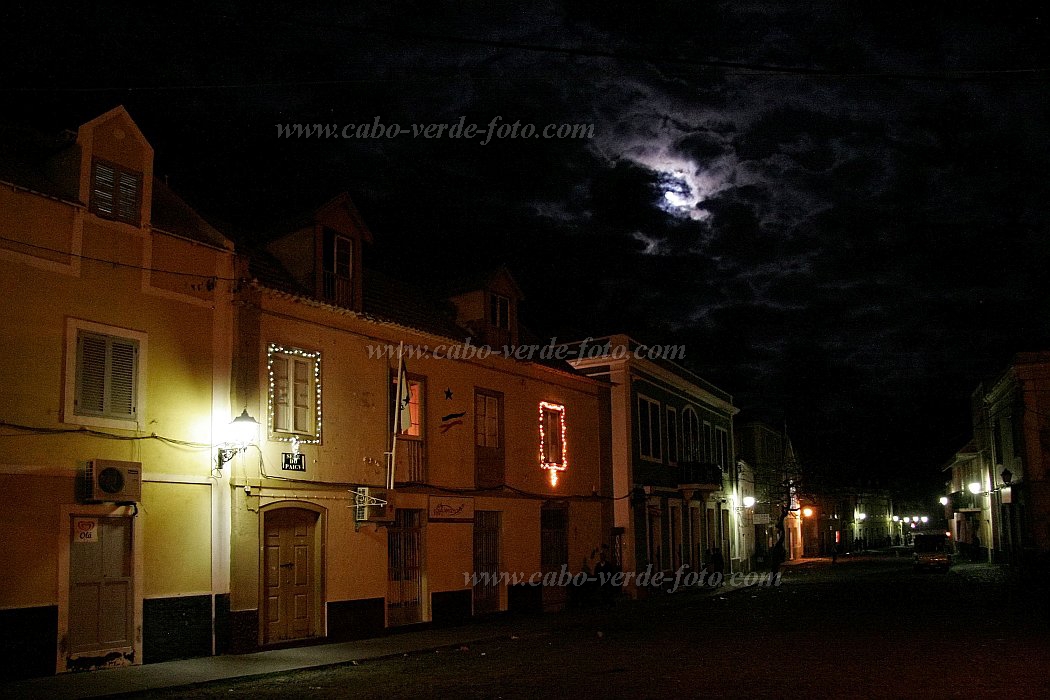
394,346,412,435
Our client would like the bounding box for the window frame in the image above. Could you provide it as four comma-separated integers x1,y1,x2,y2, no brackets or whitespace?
391,372,425,439
715,426,729,471
539,401,568,478
666,406,679,466
321,227,354,306
89,157,142,225
474,387,505,487
682,406,700,462
267,343,322,443
638,394,663,462
64,319,147,430
489,293,511,331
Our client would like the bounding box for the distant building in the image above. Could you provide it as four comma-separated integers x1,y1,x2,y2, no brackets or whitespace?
964,353,1050,566
569,336,742,593
943,442,989,560
735,421,803,563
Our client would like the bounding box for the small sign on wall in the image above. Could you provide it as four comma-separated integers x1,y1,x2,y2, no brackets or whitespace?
73,517,98,543
282,453,306,471
428,495,474,522
753,513,771,525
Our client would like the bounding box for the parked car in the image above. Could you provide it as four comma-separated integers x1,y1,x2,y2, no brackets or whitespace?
913,531,951,572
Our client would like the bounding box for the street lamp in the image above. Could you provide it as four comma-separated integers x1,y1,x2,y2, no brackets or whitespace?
742,496,756,508
968,482,981,495
217,408,259,469
802,507,814,517
939,496,948,506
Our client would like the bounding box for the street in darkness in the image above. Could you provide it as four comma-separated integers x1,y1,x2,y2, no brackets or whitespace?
131,555,1050,699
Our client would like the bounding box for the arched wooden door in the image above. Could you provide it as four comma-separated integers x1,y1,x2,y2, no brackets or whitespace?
263,507,321,644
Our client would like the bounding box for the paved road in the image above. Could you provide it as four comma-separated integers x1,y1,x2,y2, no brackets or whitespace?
132,556,1050,699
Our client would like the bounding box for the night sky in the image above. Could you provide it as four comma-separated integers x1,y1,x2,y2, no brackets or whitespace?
5,2,1050,494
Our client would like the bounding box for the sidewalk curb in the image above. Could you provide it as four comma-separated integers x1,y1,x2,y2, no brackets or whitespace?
1,573,770,699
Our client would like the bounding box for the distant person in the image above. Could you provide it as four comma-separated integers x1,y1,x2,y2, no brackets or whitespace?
594,545,615,606
831,544,838,565
711,547,725,585
769,540,786,574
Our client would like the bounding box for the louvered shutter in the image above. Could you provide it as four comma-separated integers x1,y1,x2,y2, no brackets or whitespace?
108,339,138,417
91,161,116,217
91,159,141,224
75,331,138,420
116,171,139,222
76,333,108,414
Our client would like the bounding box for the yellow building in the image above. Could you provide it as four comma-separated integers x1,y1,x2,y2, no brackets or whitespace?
0,107,610,674
0,107,236,677
226,204,609,650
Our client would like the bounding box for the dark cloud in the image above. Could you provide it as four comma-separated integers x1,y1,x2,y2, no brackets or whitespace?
4,1,1050,487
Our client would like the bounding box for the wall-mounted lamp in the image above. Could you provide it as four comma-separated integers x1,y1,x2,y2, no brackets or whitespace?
967,482,981,495
742,496,756,508
939,496,949,506
802,507,814,517
217,409,259,469
1000,468,1013,485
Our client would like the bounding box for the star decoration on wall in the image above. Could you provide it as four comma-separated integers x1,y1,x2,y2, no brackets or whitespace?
444,387,453,400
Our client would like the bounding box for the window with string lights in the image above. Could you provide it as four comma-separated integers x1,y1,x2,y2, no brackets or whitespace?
539,401,567,486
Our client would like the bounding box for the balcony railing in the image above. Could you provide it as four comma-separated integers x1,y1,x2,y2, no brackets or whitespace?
678,461,724,490
322,272,354,308
394,437,426,483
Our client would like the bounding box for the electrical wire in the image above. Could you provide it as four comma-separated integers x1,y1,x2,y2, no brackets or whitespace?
0,420,210,448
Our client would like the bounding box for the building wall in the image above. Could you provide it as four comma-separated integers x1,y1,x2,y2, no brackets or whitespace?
225,289,607,650
0,108,234,677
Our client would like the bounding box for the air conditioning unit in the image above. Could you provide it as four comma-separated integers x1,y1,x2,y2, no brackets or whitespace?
85,460,142,503
354,487,394,522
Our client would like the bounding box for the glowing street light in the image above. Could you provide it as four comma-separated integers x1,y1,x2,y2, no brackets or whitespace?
802,507,814,517
968,482,982,495
939,496,948,506
742,496,756,508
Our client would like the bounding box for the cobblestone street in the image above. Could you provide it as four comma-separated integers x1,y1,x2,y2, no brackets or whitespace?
126,556,1050,699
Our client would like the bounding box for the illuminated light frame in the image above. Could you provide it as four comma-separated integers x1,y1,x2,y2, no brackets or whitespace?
538,401,568,487
267,343,323,444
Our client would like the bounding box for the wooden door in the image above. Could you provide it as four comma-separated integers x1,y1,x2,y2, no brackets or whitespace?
473,511,501,614
264,508,318,643
68,516,133,656
387,509,424,625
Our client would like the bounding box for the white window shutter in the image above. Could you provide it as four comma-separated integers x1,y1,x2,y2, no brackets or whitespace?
76,332,107,414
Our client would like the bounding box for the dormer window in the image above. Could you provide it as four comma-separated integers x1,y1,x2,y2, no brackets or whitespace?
322,227,353,307
90,158,141,225
490,293,510,330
